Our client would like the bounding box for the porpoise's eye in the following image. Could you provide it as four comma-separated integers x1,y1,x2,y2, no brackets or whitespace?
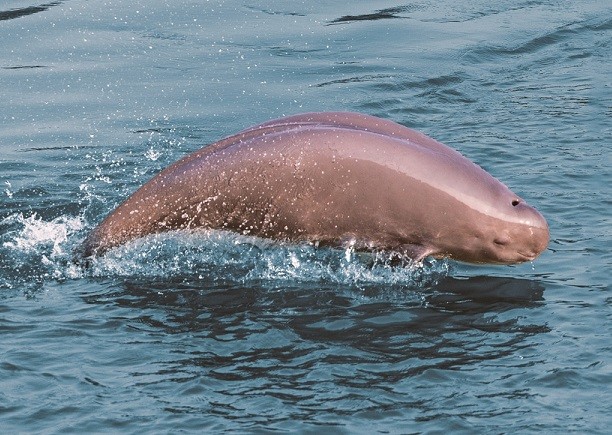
512,199,520,207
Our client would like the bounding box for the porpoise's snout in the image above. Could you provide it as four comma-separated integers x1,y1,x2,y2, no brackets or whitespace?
515,201,549,260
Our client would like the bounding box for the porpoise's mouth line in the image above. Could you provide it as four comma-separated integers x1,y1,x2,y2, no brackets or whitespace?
516,251,537,261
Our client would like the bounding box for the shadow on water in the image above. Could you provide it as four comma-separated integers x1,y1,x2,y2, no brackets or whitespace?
430,274,545,309
90,274,546,318
84,273,549,364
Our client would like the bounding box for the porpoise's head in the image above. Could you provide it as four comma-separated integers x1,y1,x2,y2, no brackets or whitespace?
463,195,550,264
427,163,550,265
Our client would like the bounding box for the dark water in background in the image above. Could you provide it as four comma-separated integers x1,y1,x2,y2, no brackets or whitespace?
1,0,611,432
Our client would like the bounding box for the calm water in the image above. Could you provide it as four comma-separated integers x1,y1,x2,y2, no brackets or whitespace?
1,0,611,433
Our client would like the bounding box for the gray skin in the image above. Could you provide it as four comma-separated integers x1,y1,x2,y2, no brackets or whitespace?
81,112,549,264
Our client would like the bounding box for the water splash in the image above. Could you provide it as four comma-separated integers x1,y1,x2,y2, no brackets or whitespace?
2,213,83,256
0,213,85,289
0,213,449,290
4,181,13,198
88,230,450,288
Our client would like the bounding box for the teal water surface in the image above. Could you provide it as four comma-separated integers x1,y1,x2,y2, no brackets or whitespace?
1,1,611,433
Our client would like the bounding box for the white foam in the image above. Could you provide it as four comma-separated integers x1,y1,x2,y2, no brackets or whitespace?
0,213,87,286
2,213,84,258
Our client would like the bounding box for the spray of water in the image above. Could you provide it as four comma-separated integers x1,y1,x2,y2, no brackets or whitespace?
0,213,450,290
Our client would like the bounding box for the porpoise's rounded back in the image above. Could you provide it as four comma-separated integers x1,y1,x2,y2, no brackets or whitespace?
81,112,549,264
